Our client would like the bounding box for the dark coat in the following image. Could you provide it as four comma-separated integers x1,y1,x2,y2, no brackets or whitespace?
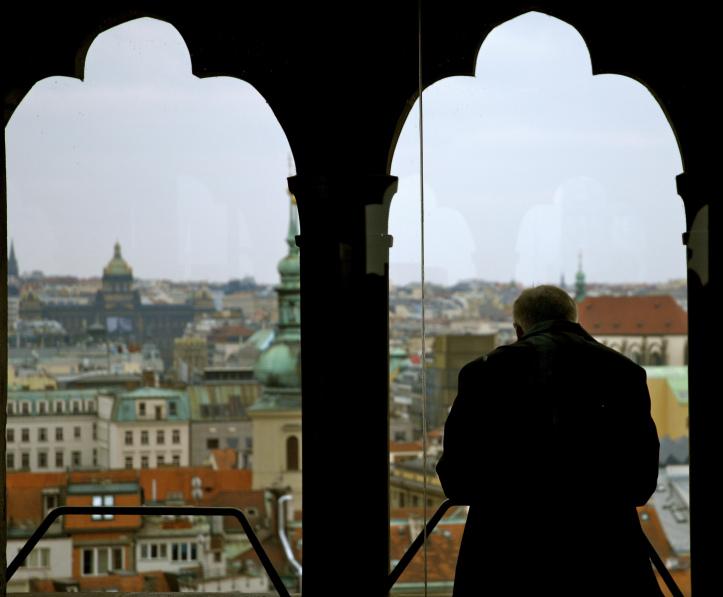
436,319,662,596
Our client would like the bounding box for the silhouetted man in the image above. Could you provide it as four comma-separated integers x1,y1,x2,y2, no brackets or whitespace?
437,285,661,596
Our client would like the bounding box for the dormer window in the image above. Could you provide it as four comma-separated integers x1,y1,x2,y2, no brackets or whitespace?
91,495,114,520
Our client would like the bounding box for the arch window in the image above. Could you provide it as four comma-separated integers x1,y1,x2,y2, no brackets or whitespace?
286,435,299,471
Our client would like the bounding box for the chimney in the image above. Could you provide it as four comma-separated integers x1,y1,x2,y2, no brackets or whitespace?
142,369,158,388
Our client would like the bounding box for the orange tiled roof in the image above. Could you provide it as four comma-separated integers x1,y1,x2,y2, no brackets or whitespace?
29,571,176,593
211,448,238,470
203,490,267,532
7,472,66,526
638,505,691,596
578,295,687,335
139,466,252,503
390,441,423,452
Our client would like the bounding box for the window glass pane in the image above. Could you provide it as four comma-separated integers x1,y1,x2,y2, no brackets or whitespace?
389,10,688,594
113,548,123,570
82,549,94,575
97,548,109,574
5,32,304,591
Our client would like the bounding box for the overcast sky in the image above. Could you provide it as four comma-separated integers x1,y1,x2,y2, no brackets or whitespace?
6,12,685,285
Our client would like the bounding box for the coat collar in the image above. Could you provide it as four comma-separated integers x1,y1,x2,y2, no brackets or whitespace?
521,319,595,341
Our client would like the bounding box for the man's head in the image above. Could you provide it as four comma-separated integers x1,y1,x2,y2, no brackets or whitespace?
512,285,578,339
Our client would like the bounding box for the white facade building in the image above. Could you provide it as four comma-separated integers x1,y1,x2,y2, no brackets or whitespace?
6,390,104,472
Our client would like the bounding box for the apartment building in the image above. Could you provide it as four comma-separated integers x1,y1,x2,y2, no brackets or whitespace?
6,390,103,472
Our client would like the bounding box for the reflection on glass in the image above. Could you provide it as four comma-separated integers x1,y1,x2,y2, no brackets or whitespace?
389,11,688,595
5,17,301,595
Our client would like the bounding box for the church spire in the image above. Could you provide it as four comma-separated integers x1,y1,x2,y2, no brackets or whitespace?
8,240,19,278
575,251,586,302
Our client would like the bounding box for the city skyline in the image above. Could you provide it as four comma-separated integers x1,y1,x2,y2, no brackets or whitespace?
7,13,685,285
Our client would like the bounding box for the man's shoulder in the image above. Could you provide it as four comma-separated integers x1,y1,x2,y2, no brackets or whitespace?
459,343,530,377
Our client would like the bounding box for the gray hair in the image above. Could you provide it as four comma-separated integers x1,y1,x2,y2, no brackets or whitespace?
513,285,577,331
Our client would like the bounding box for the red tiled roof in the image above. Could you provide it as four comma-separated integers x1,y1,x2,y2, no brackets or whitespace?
139,467,252,503
638,505,691,595
211,448,238,470
203,490,267,532
390,441,423,452
209,325,254,341
578,295,687,335
7,472,66,526
29,571,177,593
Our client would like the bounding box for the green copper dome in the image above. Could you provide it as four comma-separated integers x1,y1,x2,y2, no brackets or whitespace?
253,195,302,394
103,242,133,278
254,342,300,388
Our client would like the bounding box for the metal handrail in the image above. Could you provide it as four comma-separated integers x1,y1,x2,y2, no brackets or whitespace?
5,506,291,597
386,499,685,597
387,499,457,591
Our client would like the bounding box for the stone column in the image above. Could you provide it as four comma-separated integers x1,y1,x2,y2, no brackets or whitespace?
678,171,718,594
289,174,397,596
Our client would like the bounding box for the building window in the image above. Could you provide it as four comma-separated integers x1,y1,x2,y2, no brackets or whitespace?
7,453,15,469
141,544,148,559
21,453,30,469
7,428,14,443
21,402,30,415
97,548,109,574
43,493,59,514
141,430,149,445
82,549,94,575
286,435,299,471
172,429,180,444
38,452,48,468
139,402,146,417
157,454,165,467
21,428,29,442
113,547,123,571
55,401,63,414
74,426,81,439
55,451,64,468
92,423,97,441
155,405,163,420
169,402,177,416
125,456,134,469
157,430,165,445
141,455,149,468
91,495,114,520
55,427,63,441
38,401,47,414
38,427,47,442
171,542,198,562
172,454,180,466
7,402,14,415
72,451,81,467
72,401,80,414
87,400,96,413
207,438,220,450
82,547,123,576
125,430,133,445
93,448,98,466
22,547,51,569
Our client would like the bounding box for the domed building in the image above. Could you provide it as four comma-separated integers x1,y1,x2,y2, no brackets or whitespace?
18,241,213,365
249,194,302,507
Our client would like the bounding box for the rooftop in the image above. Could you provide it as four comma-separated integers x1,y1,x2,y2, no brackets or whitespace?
578,295,687,335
